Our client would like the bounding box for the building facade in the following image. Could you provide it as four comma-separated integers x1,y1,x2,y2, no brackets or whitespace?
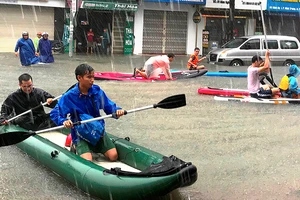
0,0,299,54
0,0,65,52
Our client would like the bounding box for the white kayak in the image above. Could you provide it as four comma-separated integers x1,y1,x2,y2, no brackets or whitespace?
214,95,300,104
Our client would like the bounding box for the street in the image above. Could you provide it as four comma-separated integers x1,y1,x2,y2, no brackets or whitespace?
1,52,300,200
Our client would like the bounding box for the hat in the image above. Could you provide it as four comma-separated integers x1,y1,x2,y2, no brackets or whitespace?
22,31,28,36
289,64,300,77
251,55,262,63
42,32,48,36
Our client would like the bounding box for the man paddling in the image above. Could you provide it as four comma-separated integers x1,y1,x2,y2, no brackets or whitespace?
50,64,125,161
0,73,57,130
247,50,280,98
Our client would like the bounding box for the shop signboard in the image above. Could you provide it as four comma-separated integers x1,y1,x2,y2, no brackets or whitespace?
193,11,202,23
124,16,134,55
81,1,138,11
63,10,74,53
267,0,300,12
202,30,209,48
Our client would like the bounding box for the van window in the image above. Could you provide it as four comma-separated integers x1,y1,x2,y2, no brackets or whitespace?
280,40,298,49
263,40,278,49
240,39,260,50
222,38,248,48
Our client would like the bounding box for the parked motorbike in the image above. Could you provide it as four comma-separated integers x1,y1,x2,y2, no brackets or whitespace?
50,40,64,53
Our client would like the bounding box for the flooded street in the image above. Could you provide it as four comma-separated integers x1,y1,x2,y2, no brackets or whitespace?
1,53,300,200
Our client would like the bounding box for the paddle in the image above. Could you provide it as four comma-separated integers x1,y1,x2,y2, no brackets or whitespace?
259,72,277,87
7,95,62,123
0,94,186,147
259,2,276,86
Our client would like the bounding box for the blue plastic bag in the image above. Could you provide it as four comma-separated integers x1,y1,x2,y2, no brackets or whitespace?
75,114,104,146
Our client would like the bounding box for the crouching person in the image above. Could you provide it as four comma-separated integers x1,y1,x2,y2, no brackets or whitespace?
279,64,300,98
50,64,125,161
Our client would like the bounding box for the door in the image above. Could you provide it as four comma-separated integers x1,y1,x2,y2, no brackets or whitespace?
143,10,187,54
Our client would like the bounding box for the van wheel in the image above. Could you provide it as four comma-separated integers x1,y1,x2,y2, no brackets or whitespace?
283,60,295,67
230,60,243,66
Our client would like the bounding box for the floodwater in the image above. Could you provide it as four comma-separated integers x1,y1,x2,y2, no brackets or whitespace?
1,52,300,200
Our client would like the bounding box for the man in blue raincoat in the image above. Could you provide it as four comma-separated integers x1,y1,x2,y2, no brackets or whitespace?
50,64,125,161
14,32,39,66
38,32,54,63
279,64,300,98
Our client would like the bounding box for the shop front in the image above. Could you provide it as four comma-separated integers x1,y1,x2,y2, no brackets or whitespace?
134,0,206,55
66,0,138,54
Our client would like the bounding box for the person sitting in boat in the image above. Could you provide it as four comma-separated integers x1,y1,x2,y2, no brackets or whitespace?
248,50,280,98
134,53,174,80
50,64,125,161
186,47,206,70
0,73,57,130
279,64,300,98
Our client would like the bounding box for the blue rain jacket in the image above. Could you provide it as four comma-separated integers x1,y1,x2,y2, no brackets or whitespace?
50,83,121,145
287,64,300,96
38,38,54,63
14,38,39,66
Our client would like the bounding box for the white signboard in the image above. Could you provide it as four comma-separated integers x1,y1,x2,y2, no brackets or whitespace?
0,0,65,7
205,0,267,10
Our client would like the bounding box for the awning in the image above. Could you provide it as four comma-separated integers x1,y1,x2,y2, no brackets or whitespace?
80,1,138,11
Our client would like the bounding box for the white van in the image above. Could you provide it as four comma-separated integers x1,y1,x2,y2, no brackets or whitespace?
207,35,300,66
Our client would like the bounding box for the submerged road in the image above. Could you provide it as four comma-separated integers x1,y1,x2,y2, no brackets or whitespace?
0,52,300,200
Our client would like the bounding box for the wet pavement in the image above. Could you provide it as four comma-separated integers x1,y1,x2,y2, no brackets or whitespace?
1,52,300,200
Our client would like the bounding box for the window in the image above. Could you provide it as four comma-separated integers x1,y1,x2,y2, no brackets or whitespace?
240,39,260,50
280,40,298,49
222,38,248,48
263,40,278,49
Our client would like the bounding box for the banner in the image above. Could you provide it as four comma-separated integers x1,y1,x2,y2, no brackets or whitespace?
202,30,209,48
267,0,300,12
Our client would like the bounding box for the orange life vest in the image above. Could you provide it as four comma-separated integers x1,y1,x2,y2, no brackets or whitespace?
187,54,199,69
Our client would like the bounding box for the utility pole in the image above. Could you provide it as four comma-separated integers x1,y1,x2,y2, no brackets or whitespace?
228,0,235,41
69,13,74,57
69,0,77,57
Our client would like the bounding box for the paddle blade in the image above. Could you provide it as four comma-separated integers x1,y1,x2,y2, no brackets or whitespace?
0,131,35,147
154,94,186,109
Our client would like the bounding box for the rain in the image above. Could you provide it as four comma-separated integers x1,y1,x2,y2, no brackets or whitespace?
1,0,300,199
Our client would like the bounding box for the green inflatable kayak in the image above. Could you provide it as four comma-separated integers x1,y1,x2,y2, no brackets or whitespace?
0,125,197,200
